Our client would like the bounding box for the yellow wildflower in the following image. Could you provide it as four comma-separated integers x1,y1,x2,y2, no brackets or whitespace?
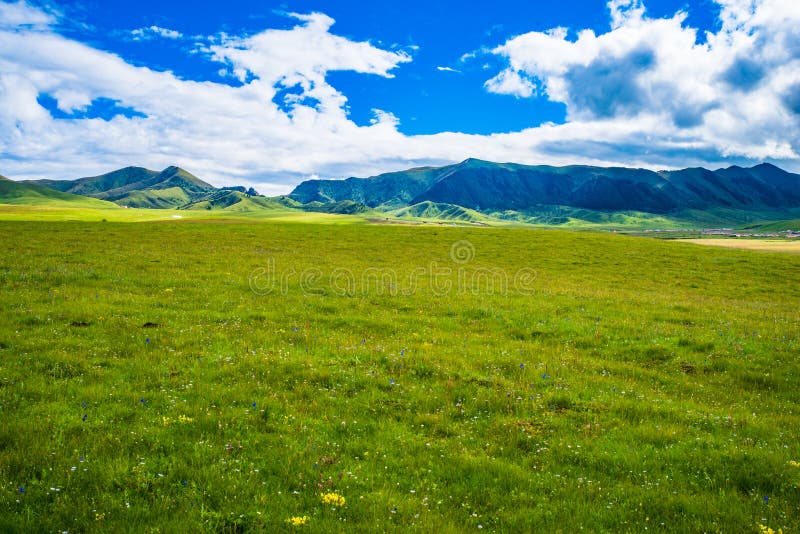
178,414,194,423
286,515,309,527
321,492,346,507
162,416,173,426
788,460,800,468
759,524,783,534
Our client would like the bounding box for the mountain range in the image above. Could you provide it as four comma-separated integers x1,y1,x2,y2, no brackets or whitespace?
3,159,800,227
289,158,800,214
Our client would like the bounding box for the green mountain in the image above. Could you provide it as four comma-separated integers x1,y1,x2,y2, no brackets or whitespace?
182,190,288,212
390,201,487,222
23,165,290,212
741,219,800,232
289,159,800,217
290,165,444,208
30,166,160,197
11,159,800,227
0,174,119,208
26,166,217,209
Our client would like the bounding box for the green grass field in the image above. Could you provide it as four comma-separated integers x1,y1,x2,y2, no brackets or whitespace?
1,219,799,532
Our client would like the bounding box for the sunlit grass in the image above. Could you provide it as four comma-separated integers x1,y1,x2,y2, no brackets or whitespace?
0,204,368,224
679,238,800,254
0,220,798,532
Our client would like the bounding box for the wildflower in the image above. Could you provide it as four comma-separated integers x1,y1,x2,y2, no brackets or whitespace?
145,338,150,344
18,486,24,493
542,373,550,380
286,515,309,526
389,379,395,386
178,414,194,423
81,401,87,408
788,460,800,468
162,416,173,426
400,348,405,356
252,401,257,408
519,363,525,370
95,512,105,521
321,492,346,507
82,414,88,422
759,525,784,534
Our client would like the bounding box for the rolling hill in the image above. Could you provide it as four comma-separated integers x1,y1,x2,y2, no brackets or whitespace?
26,166,216,209
182,190,289,212
0,174,119,208
390,201,488,222
289,159,800,216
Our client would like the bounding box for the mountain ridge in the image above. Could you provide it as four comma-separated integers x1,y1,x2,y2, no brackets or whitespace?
5,160,800,227
289,159,800,214
25,166,217,209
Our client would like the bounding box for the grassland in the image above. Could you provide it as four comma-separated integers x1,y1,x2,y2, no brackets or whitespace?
0,220,799,532
0,204,367,224
680,239,800,254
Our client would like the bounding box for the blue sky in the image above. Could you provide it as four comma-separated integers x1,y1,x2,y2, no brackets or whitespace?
40,0,723,135
1,0,799,192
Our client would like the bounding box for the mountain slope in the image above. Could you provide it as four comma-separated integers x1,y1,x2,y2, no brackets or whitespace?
182,190,289,212
0,175,119,208
27,166,217,209
289,165,444,208
391,201,487,222
28,167,160,197
289,159,800,215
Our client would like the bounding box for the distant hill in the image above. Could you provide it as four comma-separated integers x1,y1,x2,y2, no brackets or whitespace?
289,159,800,215
390,201,487,222
741,219,800,232
24,166,284,212
0,174,119,208
26,166,216,209
182,190,287,212
289,165,444,209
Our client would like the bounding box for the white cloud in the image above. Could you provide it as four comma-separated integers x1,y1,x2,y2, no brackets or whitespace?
0,0,55,29
608,0,646,29
484,69,535,98
485,0,800,163
436,66,461,73
131,25,183,41
0,1,799,194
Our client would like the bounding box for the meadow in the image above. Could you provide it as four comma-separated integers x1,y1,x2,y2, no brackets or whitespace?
0,219,799,532
679,239,800,255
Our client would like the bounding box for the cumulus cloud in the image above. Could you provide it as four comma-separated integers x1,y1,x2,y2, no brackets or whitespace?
0,0,54,29
487,0,800,160
0,8,419,187
131,25,183,41
484,69,535,97
0,0,799,193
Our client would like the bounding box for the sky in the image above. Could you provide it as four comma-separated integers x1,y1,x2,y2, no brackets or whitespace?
1,0,799,193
